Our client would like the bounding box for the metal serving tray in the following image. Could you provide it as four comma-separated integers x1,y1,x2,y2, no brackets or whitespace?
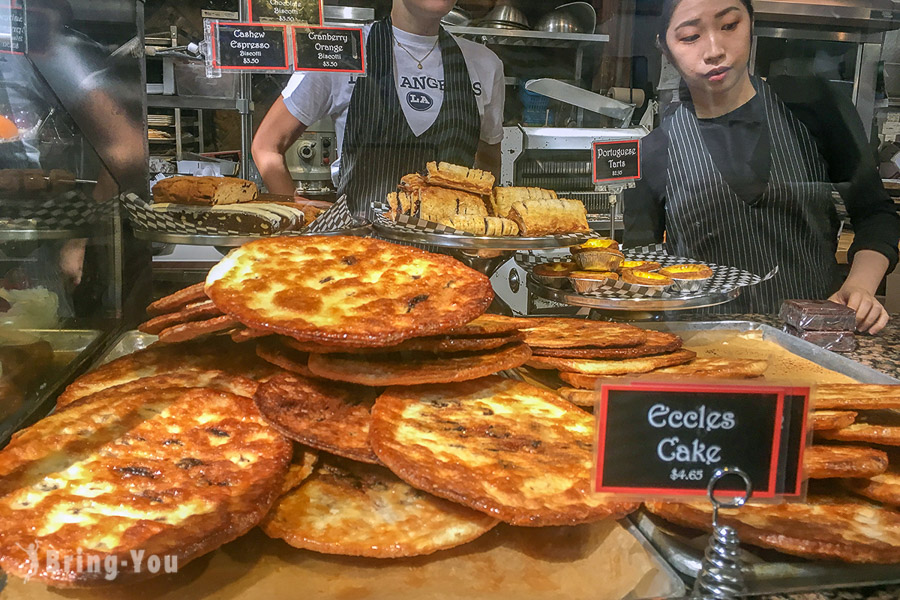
528,276,742,311
96,330,157,365
0,329,104,444
133,223,373,247
630,320,899,595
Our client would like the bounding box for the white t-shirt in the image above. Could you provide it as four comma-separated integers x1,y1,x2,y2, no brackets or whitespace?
282,25,505,179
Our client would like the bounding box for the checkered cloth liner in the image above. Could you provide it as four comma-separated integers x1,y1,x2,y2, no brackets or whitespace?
304,195,355,233
374,203,602,243
0,191,113,230
123,192,359,236
516,244,777,299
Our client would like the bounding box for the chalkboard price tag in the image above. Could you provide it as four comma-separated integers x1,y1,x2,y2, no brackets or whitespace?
210,22,291,71
594,381,809,499
592,139,641,184
247,0,322,24
291,26,365,74
0,1,26,55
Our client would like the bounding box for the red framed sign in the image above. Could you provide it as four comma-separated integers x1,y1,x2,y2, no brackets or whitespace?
209,21,291,72
291,25,365,74
594,381,810,500
247,0,323,25
592,139,641,184
0,0,25,55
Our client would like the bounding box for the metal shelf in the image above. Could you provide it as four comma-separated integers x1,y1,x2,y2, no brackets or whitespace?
147,95,239,111
444,26,609,47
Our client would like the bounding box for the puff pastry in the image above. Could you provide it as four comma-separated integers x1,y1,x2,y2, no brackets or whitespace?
506,198,590,236
425,161,494,196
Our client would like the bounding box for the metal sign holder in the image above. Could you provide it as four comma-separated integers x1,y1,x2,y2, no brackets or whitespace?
691,467,753,600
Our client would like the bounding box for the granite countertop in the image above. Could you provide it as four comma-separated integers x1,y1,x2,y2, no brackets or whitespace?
664,312,900,600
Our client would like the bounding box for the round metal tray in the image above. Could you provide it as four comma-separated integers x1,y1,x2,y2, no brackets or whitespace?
134,223,372,246
0,227,93,242
528,275,741,311
373,223,591,250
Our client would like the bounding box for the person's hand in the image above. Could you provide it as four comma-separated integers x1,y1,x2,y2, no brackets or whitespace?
59,238,87,287
828,285,889,334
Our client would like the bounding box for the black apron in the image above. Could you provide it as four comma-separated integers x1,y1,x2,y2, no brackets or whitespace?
662,77,840,313
338,17,481,221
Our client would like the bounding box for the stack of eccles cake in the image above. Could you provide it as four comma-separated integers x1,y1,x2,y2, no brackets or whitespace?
532,237,714,295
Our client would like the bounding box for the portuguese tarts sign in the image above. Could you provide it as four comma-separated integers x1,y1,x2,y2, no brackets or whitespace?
209,22,291,71
592,139,641,184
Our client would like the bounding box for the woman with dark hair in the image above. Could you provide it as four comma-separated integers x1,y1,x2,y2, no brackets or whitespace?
624,0,900,333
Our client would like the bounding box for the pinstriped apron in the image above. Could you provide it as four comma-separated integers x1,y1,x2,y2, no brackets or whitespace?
662,77,840,313
338,17,481,222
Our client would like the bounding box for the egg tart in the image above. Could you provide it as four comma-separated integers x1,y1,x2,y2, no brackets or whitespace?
568,270,619,295
532,261,578,288
658,263,713,292
620,269,674,288
572,247,624,272
619,260,661,272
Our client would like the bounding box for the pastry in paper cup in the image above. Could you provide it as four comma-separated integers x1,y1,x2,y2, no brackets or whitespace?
570,238,619,253
620,269,674,290
532,261,578,288
568,270,619,295
619,260,661,272
658,263,713,292
572,247,624,272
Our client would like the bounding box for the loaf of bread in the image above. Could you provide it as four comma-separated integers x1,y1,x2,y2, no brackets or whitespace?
151,202,303,234
387,191,418,221
425,161,494,196
445,215,519,236
151,176,258,206
491,187,557,218
507,198,590,236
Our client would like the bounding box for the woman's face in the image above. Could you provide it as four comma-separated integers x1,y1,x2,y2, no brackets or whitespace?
664,0,752,98
395,0,457,22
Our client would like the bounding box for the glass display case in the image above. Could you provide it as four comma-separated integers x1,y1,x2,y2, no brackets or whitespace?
0,0,150,442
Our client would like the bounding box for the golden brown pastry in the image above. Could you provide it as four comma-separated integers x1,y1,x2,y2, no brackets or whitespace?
506,198,590,236
491,187,557,217
425,161,495,196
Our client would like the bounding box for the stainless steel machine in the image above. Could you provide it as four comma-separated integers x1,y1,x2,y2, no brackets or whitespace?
285,119,338,197
750,0,900,137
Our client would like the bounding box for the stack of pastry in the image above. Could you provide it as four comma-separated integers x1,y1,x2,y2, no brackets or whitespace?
516,317,768,407
386,161,590,237
150,175,319,235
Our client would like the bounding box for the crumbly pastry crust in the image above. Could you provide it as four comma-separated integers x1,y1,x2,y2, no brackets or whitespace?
253,372,382,464
370,376,639,526
0,387,291,586
260,454,498,558
306,342,533,387
205,236,493,347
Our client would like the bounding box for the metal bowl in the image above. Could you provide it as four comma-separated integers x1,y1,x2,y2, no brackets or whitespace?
482,2,529,28
535,2,596,34
441,6,471,26
476,19,530,29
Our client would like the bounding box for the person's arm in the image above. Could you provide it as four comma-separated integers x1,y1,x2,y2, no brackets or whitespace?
474,141,500,181
252,98,308,196
623,128,670,247
772,76,899,333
